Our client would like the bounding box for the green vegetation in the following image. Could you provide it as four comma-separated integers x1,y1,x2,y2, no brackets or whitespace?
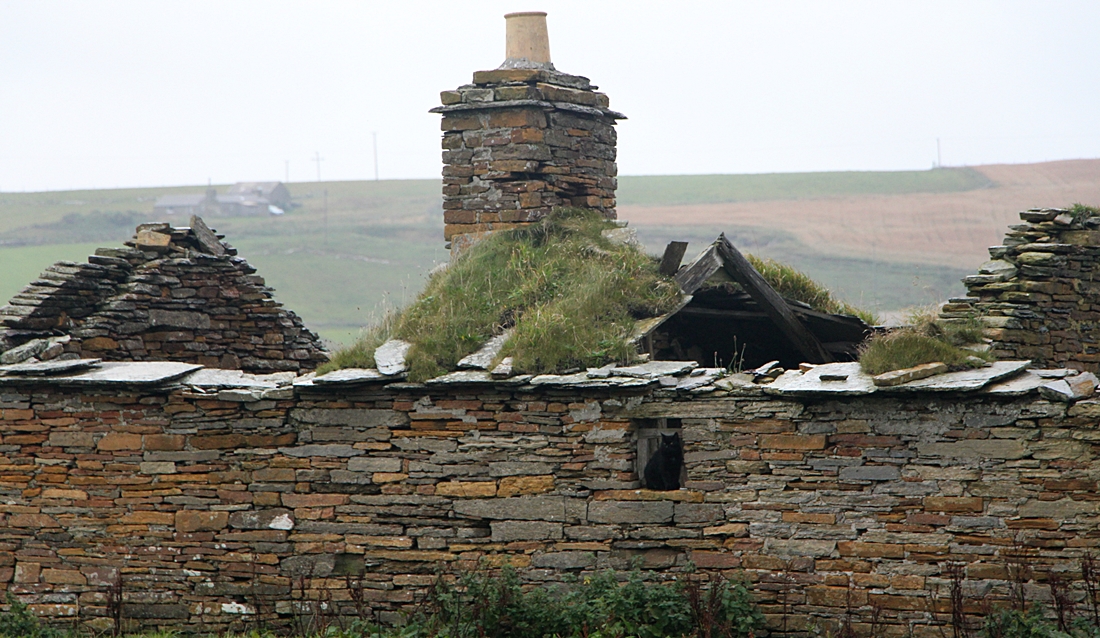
744,254,877,324
393,567,762,638
616,167,992,207
0,593,58,638
323,209,682,381
859,309,991,375
1070,203,1100,222
0,569,763,638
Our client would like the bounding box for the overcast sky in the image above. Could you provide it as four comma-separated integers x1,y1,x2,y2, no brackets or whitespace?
2,1,1099,192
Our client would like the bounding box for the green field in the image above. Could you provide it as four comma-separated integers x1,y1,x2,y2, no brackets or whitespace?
0,169,985,344
616,167,993,206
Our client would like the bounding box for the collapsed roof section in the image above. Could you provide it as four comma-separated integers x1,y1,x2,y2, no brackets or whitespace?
634,235,872,371
0,216,328,373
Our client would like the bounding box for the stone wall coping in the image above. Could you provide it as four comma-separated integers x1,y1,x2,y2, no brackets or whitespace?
429,98,626,120
3,358,1087,404
0,360,201,386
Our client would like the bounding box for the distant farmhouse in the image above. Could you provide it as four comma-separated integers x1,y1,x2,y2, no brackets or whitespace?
153,181,291,217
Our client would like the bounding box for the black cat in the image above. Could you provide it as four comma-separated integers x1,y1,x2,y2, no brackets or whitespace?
644,433,683,491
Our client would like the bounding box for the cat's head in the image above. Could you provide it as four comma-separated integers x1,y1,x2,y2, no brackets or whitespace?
661,432,682,451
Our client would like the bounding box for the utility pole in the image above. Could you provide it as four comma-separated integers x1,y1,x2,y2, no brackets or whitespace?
313,152,324,182
936,138,942,168
285,160,289,184
323,189,329,248
372,132,379,181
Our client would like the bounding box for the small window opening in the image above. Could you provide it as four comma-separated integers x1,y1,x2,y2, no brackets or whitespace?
636,418,685,490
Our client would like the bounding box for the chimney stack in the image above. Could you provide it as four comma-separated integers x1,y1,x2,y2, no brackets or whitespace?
432,12,624,252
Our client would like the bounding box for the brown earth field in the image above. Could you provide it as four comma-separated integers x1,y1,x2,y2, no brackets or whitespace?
619,159,1100,271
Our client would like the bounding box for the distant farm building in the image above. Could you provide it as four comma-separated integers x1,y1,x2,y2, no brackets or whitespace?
153,182,291,217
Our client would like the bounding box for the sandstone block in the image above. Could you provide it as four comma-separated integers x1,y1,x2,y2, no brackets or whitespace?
278,444,363,458
97,432,143,451
923,497,983,513
762,539,836,557
531,551,596,570
454,496,585,522
347,457,403,473
688,551,740,569
490,521,563,542
142,434,184,451
372,472,408,483
291,408,407,428
498,475,554,497
917,440,1028,460
43,569,87,585
839,465,900,481
674,503,723,524
9,513,59,528
838,541,905,558
229,508,294,530
13,562,40,583
149,309,210,329
175,510,229,532
488,462,554,477
121,604,189,619
588,500,673,524
41,488,87,500
121,511,175,525
759,434,826,450
48,432,95,447
282,493,348,508
1018,498,1098,518
435,481,497,498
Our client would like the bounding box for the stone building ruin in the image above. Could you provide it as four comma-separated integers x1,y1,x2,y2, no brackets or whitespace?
2,11,1100,637
0,215,327,373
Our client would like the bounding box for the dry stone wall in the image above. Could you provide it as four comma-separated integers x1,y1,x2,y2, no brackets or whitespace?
432,68,623,249
2,372,1099,635
948,207,1100,372
0,219,327,373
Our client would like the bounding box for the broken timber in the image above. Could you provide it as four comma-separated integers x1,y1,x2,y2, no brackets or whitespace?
674,235,834,364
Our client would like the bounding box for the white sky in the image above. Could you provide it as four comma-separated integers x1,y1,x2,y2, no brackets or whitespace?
2,1,1099,192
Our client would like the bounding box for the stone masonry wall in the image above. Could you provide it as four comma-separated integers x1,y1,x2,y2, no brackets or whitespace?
2,377,1099,635
0,220,327,373
432,68,622,249
946,207,1100,372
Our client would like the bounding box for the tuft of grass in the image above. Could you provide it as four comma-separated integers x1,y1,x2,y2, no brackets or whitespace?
1070,202,1100,222
328,208,682,381
859,307,992,375
744,254,878,324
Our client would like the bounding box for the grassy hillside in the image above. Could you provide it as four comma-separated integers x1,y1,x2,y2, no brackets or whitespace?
0,169,988,344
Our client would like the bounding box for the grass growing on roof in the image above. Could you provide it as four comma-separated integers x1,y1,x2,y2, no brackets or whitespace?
744,254,878,325
1070,202,1100,221
859,308,992,375
321,208,682,381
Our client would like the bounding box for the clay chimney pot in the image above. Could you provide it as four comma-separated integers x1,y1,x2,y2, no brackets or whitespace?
503,11,552,69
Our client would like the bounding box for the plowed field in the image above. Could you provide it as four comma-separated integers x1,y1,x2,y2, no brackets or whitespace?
619,159,1100,270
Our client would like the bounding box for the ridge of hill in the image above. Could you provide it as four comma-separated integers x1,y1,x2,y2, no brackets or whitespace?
1,160,1097,344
